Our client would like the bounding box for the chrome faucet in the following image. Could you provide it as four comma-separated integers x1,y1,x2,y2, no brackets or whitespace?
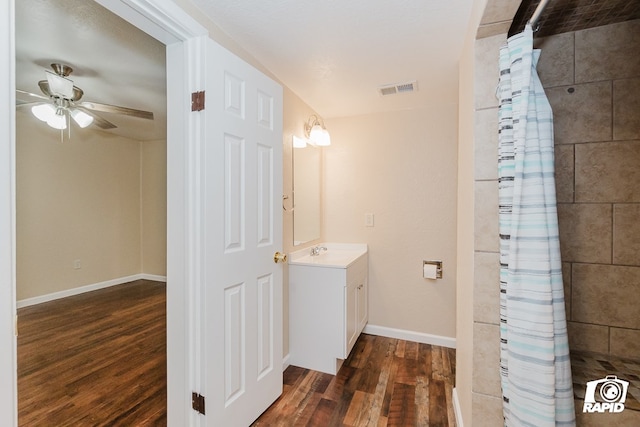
310,246,328,256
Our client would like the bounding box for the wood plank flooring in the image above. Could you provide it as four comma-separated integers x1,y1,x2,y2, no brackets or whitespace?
252,334,457,427
17,279,167,426
18,280,456,426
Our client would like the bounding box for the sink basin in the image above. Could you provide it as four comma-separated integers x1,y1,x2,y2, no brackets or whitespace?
289,243,367,268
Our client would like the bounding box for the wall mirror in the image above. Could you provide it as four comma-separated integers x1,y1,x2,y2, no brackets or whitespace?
293,143,321,245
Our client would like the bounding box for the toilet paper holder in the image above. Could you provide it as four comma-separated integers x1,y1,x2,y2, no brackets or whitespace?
423,260,443,279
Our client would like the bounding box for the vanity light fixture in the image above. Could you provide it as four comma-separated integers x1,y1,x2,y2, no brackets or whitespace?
304,114,331,146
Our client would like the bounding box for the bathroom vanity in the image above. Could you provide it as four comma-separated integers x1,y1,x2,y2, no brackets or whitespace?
288,243,368,375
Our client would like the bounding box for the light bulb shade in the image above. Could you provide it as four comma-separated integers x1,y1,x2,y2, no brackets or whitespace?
31,103,56,122
70,109,94,128
310,125,331,146
46,112,67,130
292,135,307,148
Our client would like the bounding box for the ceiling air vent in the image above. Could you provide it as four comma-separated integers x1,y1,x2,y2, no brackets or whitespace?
378,80,418,96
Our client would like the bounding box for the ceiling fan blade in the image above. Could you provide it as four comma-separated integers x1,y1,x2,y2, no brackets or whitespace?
79,101,154,120
16,89,49,102
75,106,117,130
16,101,44,108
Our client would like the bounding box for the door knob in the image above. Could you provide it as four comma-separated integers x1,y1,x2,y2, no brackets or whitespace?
273,251,287,264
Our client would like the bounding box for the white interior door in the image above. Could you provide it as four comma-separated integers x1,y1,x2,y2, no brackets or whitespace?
204,39,283,426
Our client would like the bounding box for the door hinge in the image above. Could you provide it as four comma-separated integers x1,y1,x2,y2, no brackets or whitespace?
191,91,205,111
192,392,206,415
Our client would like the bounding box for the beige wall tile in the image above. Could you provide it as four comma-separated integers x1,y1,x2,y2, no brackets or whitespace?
572,264,640,330
475,34,506,110
473,323,501,397
567,321,609,354
475,181,500,252
557,204,612,263
546,82,612,144
474,252,500,325
472,392,504,427
535,32,575,88
575,20,640,83
614,204,640,266
575,401,640,427
610,327,640,359
613,78,640,141
477,21,511,39
575,141,640,202
480,0,521,25
475,108,499,181
563,262,571,321
555,144,574,203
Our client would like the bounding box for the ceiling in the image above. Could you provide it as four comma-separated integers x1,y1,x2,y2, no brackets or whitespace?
190,0,475,119
16,1,640,141
16,0,477,141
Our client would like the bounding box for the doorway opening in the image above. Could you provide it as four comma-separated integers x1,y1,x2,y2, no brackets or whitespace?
3,0,208,424
15,1,167,424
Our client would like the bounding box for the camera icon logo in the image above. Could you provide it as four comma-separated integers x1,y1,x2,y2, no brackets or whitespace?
583,375,629,413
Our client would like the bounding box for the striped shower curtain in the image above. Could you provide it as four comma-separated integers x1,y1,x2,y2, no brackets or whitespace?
497,25,575,427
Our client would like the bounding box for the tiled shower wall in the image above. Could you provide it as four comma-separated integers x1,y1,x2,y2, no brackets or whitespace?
472,29,507,426
536,19,640,359
471,18,640,426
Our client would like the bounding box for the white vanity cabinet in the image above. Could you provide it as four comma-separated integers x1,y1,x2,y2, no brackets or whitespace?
345,256,368,357
288,243,368,375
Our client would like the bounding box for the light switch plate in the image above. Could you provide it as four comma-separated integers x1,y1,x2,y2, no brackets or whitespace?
365,213,374,227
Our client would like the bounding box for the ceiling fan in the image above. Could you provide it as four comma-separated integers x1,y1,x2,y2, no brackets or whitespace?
16,63,154,131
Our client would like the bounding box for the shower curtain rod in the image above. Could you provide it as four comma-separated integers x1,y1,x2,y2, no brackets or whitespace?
528,0,551,29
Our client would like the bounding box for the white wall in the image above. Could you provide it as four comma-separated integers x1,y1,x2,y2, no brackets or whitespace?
325,105,458,340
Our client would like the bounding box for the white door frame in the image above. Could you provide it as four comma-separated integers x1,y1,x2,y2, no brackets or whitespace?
0,1,208,425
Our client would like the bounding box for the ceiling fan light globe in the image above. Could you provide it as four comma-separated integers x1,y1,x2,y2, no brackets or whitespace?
31,103,56,122
71,110,94,128
46,114,67,130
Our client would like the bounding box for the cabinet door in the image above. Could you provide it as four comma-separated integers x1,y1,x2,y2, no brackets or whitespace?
357,282,368,332
345,282,358,357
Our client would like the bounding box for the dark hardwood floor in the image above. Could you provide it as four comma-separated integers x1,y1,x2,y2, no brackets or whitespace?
18,281,456,426
253,334,457,427
17,279,167,426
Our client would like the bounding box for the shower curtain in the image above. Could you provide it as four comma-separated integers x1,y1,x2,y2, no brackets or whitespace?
497,25,575,427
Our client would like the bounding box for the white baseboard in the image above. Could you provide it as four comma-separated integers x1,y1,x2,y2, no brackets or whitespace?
453,387,464,427
362,324,456,349
17,273,167,308
140,273,167,283
282,353,290,372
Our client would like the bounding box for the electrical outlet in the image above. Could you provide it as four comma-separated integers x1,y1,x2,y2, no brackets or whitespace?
73,259,81,270
365,213,374,227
